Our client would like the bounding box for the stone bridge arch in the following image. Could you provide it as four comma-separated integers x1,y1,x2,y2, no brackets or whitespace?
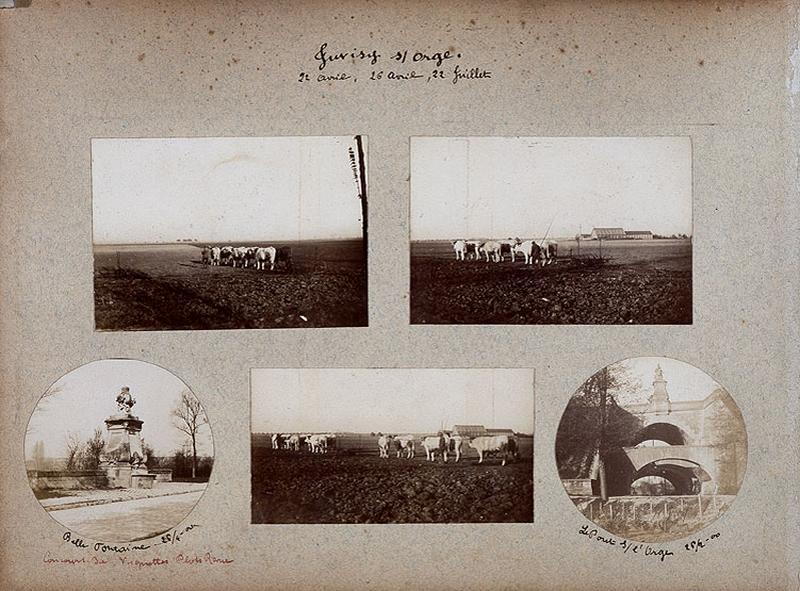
603,445,719,496
629,459,714,495
630,421,691,447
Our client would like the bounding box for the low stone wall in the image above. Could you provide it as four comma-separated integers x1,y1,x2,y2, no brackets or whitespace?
28,470,108,490
562,478,593,496
150,468,173,482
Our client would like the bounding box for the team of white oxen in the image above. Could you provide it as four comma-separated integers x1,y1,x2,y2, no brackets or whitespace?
378,432,520,466
271,431,520,465
272,432,336,454
451,238,558,265
200,245,292,271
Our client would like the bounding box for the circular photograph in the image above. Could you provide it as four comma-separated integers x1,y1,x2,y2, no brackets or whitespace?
24,359,214,543
555,357,747,542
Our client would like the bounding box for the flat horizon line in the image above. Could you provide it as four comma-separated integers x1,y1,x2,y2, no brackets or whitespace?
94,237,364,246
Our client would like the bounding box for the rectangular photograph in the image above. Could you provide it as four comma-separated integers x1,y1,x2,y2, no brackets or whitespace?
251,369,534,524
410,137,692,325
92,136,368,330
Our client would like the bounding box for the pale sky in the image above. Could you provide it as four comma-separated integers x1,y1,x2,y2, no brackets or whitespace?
411,137,692,240
92,136,364,244
25,360,213,459
251,369,534,435
606,357,725,406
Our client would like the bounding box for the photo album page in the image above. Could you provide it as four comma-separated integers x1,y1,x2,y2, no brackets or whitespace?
0,1,797,590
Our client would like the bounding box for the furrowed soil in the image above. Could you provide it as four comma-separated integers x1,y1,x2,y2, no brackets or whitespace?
410,239,691,324
251,448,534,524
94,240,367,330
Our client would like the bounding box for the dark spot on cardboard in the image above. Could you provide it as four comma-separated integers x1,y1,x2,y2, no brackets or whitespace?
559,47,565,53
208,30,215,35
698,59,704,66
137,53,145,62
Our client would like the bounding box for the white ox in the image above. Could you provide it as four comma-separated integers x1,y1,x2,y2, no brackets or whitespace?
514,240,541,265
465,240,482,261
422,433,451,462
209,246,221,266
452,240,467,261
468,435,519,466
288,434,305,451
307,434,328,454
232,247,248,268
499,239,517,262
449,435,464,462
255,246,277,271
220,246,234,266
377,434,392,458
479,241,503,263
393,435,416,459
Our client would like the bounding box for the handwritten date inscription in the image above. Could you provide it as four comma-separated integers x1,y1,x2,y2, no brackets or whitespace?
301,43,492,86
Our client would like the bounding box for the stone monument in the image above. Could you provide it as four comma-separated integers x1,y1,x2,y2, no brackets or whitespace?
99,386,157,489
647,364,672,414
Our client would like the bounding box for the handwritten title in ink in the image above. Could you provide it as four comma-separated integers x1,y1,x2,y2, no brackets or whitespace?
298,43,493,86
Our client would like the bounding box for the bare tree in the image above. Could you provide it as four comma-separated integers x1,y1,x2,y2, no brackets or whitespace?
64,432,83,471
27,384,64,436
80,428,106,470
172,390,208,479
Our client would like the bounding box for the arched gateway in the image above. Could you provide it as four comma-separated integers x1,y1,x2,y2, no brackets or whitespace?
597,365,746,497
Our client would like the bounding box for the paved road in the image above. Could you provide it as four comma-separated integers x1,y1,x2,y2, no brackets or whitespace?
50,491,204,542
41,482,207,510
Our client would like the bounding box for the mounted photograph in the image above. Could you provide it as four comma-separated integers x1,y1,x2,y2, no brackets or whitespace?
410,137,692,324
92,135,368,331
25,359,214,543
555,357,747,542
251,369,534,524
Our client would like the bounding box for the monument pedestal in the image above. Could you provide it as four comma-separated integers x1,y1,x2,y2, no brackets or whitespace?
131,473,157,489
99,413,153,489
104,464,133,488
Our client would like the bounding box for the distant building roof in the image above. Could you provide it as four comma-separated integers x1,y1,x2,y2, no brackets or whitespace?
592,227,625,233
625,230,652,235
452,425,487,436
486,428,515,435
